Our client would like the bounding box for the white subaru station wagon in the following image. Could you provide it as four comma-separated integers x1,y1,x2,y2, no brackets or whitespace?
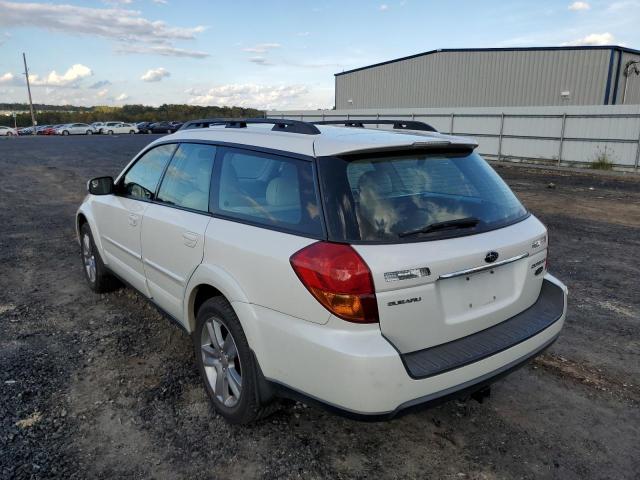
76,118,567,424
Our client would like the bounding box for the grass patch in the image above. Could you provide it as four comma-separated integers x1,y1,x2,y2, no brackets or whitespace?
591,147,614,170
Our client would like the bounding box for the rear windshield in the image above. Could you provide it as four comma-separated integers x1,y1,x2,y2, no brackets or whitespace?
317,150,528,243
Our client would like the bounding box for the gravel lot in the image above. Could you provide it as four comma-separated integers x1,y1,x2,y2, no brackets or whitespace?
1,135,639,479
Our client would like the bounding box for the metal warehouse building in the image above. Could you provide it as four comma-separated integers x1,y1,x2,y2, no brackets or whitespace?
335,46,640,109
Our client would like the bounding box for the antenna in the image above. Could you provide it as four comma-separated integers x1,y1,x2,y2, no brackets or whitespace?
22,53,37,134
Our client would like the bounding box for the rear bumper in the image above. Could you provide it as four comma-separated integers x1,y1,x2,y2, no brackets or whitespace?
234,273,567,417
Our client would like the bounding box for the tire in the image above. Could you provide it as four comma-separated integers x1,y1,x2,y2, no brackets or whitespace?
86,130,93,135
80,223,118,293
129,130,135,134
194,297,276,424
167,129,172,134
107,130,113,135
62,130,69,136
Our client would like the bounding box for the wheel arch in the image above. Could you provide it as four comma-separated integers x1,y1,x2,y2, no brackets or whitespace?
184,264,250,334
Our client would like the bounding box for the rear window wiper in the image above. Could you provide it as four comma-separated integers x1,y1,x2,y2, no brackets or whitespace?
398,217,480,238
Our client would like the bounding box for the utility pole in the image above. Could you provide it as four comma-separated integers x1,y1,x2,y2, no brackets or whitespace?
22,53,37,134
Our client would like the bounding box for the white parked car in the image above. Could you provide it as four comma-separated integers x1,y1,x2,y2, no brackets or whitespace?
102,121,139,135
76,118,567,424
57,123,95,135
0,125,17,136
91,122,106,133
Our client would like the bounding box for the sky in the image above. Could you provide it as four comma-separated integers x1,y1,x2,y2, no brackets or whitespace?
0,0,639,110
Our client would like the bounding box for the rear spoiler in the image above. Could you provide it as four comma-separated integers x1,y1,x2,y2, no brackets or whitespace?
333,139,479,157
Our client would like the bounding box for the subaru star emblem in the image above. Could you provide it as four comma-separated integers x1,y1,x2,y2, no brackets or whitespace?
485,251,499,263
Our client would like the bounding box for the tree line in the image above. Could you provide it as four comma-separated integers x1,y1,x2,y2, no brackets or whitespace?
1,103,265,127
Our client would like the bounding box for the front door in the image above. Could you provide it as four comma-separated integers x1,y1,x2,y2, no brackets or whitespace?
140,143,217,323
93,143,177,295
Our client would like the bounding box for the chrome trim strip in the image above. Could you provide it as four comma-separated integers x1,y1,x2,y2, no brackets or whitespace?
438,252,529,280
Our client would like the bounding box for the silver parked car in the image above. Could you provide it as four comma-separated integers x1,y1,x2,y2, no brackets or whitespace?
56,123,96,135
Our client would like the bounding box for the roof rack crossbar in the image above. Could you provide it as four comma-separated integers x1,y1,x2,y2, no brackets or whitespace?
313,119,438,132
179,117,321,135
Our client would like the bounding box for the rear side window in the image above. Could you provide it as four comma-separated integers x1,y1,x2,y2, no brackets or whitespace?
157,143,216,212
214,148,323,237
319,151,528,243
122,144,176,200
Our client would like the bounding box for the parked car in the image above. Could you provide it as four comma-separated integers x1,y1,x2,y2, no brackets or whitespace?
42,124,63,136
148,121,180,134
36,125,52,135
101,122,139,135
136,121,154,133
56,123,95,135
92,122,106,134
0,126,17,136
76,118,567,424
18,126,34,135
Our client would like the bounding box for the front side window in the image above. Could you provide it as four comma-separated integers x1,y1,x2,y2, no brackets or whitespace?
319,150,528,243
122,144,176,200
157,143,216,212
214,148,323,236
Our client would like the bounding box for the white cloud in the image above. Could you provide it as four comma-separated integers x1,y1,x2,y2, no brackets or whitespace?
296,31,310,37
379,4,389,11
0,32,10,45
141,67,170,82
242,43,281,53
96,88,109,98
0,1,208,58
115,93,129,101
116,44,209,58
102,0,132,5
568,1,590,10
248,57,272,66
152,0,168,4
186,84,309,110
564,32,615,46
89,80,112,89
28,64,93,87
0,72,15,84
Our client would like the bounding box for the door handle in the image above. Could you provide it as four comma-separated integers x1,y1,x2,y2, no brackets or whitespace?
182,231,198,248
128,213,138,226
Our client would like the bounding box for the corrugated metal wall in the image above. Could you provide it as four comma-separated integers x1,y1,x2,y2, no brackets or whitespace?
267,105,640,171
335,49,612,109
614,50,640,105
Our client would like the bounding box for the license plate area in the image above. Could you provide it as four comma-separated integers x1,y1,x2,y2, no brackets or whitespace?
438,264,516,321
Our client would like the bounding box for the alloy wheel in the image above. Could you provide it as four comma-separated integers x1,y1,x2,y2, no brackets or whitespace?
82,233,96,283
201,317,242,408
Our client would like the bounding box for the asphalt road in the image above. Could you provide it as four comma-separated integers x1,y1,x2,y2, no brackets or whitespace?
1,134,639,479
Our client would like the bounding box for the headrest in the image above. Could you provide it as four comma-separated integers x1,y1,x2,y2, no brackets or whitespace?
358,170,393,196
266,176,299,206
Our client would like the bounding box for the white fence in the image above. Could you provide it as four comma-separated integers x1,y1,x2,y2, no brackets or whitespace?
268,105,640,171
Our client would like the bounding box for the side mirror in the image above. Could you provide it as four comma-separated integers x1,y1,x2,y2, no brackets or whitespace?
88,176,114,195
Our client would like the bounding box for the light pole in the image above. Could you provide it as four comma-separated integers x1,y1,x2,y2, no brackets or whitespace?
621,60,640,105
22,53,37,134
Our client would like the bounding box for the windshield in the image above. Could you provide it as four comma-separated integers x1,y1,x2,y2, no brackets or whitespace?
317,150,528,243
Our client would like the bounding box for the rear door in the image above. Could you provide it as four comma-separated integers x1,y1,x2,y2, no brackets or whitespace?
93,143,177,295
140,143,216,322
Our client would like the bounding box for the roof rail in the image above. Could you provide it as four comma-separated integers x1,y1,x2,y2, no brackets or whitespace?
178,117,321,135
314,119,438,132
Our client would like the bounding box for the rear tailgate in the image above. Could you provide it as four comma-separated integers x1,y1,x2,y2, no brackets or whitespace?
353,215,548,354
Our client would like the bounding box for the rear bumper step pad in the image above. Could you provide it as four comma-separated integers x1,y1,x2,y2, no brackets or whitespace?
402,279,565,379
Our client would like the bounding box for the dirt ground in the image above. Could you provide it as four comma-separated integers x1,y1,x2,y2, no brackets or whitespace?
1,135,639,480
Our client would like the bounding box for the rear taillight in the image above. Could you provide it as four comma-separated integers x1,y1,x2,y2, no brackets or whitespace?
290,242,379,323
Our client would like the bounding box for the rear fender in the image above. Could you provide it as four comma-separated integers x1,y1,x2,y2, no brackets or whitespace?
183,263,250,333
